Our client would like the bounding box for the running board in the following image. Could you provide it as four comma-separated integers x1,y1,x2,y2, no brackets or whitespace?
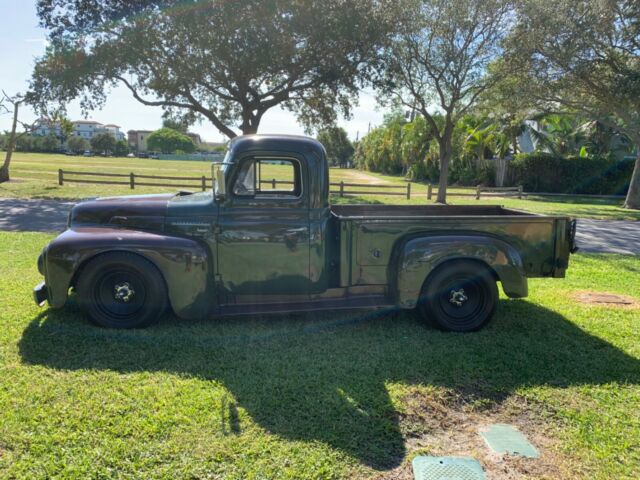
218,295,394,317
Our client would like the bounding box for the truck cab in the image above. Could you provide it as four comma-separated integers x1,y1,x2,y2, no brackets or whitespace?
34,134,577,332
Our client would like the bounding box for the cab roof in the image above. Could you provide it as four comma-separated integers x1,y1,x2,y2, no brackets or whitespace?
228,134,325,158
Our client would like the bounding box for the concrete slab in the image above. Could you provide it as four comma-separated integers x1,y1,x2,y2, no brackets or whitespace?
412,456,485,480
479,424,539,458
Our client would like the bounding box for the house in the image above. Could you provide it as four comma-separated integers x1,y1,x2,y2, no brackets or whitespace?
33,118,63,138
186,132,202,146
127,130,154,152
103,124,126,141
72,120,103,140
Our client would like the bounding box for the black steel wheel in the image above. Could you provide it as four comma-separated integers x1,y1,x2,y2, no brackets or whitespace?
417,260,498,332
77,252,167,329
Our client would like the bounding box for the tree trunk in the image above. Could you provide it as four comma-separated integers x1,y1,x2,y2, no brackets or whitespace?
240,108,263,136
436,126,454,204
436,141,452,204
0,100,20,183
623,150,640,210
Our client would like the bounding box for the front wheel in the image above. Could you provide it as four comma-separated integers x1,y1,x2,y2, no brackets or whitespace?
77,252,168,329
417,260,498,332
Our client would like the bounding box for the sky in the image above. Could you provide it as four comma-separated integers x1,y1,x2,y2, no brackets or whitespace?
0,1,385,143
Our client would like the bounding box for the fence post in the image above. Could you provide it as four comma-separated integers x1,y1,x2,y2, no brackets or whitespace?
427,183,432,200
272,178,276,189
340,181,344,197
58,169,63,186
130,172,135,189
518,185,523,199
476,185,481,200
407,182,411,200
201,176,206,191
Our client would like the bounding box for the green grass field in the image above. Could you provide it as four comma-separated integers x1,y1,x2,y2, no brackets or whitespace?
1,153,639,477
1,232,639,478
1,152,637,220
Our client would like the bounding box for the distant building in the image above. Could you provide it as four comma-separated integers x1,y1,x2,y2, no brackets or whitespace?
33,118,63,138
185,132,202,146
35,119,125,143
128,130,153,152
72,120,102,140
73,120,125,141
103,124,126,141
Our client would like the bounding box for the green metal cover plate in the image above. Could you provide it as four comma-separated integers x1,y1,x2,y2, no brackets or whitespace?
412,456,485,480
479,423,540,458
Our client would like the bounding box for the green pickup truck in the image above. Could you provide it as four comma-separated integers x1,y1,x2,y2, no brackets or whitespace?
34,135,577,332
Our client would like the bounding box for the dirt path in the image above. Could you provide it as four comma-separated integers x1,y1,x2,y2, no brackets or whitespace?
338,169,394,184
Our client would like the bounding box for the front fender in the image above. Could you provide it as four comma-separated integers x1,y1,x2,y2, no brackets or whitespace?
395,235,527,308
42,227,211,319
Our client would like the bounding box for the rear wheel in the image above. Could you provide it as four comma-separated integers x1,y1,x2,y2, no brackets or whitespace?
417,260,498,332
77,252,167,329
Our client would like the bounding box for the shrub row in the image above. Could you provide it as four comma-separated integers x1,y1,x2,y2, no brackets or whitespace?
509,153,634,195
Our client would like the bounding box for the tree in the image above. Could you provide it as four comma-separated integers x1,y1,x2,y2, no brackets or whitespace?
113,139,129,157
162,114,193,134
56,115,74,144
90,132,116,153
31,0,395,139
0,92,26,182
41,134,61,152
507,0,640,209
528,115,588,157
377,0,513,203
317,127,354,168
67,135,88,153
147,128,195,154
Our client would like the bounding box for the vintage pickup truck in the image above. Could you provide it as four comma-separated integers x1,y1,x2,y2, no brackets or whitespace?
34,135,577,332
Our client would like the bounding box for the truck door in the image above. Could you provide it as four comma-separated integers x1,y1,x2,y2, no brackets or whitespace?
216,154,310,302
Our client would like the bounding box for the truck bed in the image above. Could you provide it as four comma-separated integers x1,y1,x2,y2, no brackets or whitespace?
329,204,573,288
331,204,532,219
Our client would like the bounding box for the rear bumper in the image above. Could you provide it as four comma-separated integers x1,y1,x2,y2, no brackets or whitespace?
33,281,48,306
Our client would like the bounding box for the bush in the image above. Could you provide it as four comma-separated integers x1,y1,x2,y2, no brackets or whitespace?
449,157,495,186
509,153,634,195
67,136,89,153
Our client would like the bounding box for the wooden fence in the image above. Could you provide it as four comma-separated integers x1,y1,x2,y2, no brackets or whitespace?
330,181,412,199
59,169,526,201
58,169,211,191
427,184,523,200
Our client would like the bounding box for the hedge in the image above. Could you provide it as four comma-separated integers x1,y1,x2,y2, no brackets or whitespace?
509,153,634,195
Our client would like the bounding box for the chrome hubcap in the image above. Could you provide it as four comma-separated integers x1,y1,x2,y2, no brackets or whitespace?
114,282,135,303
449,288,468,307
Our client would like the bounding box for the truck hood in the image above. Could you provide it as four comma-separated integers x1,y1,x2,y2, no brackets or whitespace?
69,193,173,231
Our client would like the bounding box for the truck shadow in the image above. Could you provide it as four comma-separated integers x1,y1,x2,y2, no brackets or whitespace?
18,299,640,470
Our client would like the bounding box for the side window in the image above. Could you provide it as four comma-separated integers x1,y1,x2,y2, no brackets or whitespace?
232,157,302,198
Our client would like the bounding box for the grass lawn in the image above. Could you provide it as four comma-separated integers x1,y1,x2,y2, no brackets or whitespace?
1,231,639,478
2,152,638,220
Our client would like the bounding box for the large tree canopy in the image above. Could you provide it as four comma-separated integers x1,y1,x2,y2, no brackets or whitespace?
377,0,514,203
147,128,196,153
30,0,394,139
505,0,640,209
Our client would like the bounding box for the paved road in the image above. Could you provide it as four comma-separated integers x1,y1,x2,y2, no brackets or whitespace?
0,198,74,233
574,219,640,255
1,198,639,254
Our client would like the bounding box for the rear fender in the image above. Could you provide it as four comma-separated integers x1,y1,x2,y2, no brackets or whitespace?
394,235,527,308
43,228,211,318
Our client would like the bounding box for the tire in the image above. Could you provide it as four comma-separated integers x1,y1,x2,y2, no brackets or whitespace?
77,252,168,329
417,260,498,332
